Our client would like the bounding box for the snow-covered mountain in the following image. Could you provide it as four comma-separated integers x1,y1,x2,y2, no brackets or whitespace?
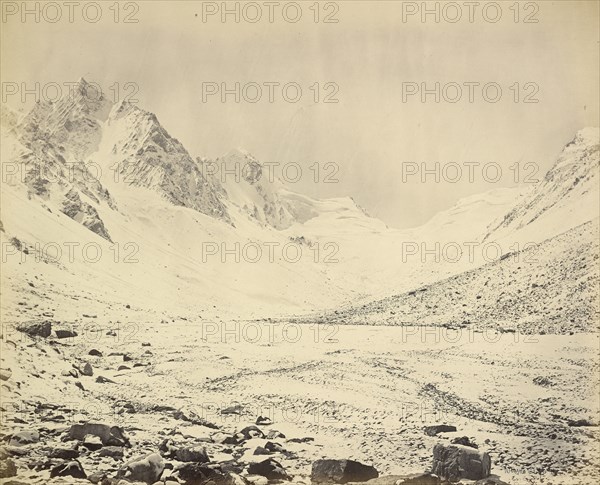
1,79,598,318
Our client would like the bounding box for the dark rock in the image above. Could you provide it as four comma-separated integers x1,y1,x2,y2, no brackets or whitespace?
256,416,273,426
89,349,103,356
248,458,291,481
118,365,130,371
265,441,285,453
424,425,457,437
567,418,597,427
55,328,78,339
240,425,265,440
0,369,12,381
117,452,164,484
83,434,103,451
98,445,124,459
175,463,235,485
311,459,378,484
253,446,271,455
432,443,491,481
288,436,314,443
266,430,286,440
96,375,115,383
0,458,17,478
81,362,94,376
48,447,80,459
221,404,244,415
175,446,210,463
16,321,52,338
50,460,86,479
66,422,130,447
450,436,478,449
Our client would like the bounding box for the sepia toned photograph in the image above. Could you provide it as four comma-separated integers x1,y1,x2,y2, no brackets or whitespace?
0,1,598,484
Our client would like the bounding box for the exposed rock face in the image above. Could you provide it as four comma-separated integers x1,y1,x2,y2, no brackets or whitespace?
431,443,491,481
61,188,112,241
311,459,379,484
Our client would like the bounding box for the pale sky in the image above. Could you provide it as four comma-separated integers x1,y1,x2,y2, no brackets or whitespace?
1,0,598,228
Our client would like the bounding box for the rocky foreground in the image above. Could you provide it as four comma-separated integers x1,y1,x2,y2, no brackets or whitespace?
1,306,599,485
1,401,503,485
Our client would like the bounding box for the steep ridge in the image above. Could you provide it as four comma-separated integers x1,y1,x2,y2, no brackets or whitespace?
484,127,599,243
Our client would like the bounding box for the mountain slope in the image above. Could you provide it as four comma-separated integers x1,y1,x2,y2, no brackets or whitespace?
300,218,599,334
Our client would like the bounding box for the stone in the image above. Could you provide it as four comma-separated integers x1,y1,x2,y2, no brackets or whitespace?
89,349,103,356
48,447,80,459
0,458,17,478
50,460,86,479
239,425,265,440
175,446,210,463
431,443,491,481
118,453,164,484
55,328,78,339
424,425,457,437
96,375,115,383
0,369,12,381
266,430,286,440
81,362,94,376
16,321,52,338
66,422,130,447
394,474,440,485
8,430,39,446
450,436,478,449
311,459,378,484
99,446,124,459
248,458,291,481
83,434,104,451
256,416,273,426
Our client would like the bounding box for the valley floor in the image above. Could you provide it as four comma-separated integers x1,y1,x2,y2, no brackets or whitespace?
2,276,599,485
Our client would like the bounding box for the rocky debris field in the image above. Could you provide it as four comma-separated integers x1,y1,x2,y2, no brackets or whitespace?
292,220,600,334
1,269,599,485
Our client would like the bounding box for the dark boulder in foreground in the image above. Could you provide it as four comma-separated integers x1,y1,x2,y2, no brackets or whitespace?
311,459,378,484
50,460,86,479
432,443,491,481
248,458,291,481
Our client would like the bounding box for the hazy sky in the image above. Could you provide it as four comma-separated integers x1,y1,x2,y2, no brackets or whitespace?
2,0,598,228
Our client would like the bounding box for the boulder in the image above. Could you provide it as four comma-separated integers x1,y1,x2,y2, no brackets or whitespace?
55,328,78,339
16,321,52,338
99,446,125,459
50,460,86,479
66,422,130,447
239,425,265,440
118,453,164,484
83,434,103,451
451,436,478,449
48,446,80,459
423,425,457,437
175,463,235,485
9,430,39,446
311,459,378,484
175,446,210,463
248,458,291,481
0,458,17,478
431,443,491,481
81,363,94,376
